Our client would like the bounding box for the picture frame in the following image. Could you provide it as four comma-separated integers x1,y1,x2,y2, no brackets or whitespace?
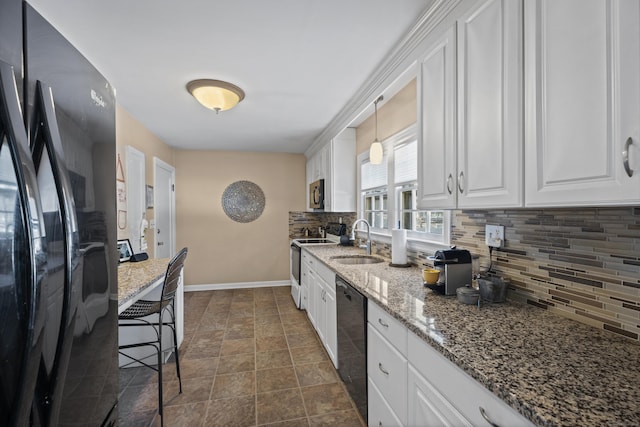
145,185,154,209
117,239,133,262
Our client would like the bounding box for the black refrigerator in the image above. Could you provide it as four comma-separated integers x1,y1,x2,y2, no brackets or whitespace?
0,0,119,425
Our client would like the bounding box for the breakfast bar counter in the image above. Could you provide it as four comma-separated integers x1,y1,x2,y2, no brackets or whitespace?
117,257,184,367
305,244,640,427
117,258,170,313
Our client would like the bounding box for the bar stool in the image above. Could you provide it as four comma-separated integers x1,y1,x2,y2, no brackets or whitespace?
118,247,188,426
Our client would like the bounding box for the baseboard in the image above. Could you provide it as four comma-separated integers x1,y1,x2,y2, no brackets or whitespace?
185,280,291,292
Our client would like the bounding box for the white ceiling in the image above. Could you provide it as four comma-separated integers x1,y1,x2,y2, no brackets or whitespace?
27,0,432,153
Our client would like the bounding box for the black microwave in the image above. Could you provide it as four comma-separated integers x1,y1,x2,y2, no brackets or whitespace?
309,179,325,210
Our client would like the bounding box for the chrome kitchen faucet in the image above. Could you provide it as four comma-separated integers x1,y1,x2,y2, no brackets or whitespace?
351,218,372,255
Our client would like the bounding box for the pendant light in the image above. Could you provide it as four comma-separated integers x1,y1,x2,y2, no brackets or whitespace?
187,79,245,113
369,95,384,164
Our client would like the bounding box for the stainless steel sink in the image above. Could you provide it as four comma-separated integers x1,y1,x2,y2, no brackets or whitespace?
331,255,385,265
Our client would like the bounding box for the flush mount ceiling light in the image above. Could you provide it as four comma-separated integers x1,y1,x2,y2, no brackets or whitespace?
369,95,384,164
186,79,245,113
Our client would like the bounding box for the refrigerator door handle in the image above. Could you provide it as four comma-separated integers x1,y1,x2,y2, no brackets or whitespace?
30,80,80,424
0,60,47,425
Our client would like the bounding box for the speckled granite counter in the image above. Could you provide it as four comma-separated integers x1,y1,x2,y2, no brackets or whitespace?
117,258,170,312
304,245,640,427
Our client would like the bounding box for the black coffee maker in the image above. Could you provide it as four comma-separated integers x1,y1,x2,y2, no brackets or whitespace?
427,248,472,295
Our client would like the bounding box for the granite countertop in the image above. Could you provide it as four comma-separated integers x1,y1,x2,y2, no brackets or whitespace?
304,244,640,427
117,258,171,308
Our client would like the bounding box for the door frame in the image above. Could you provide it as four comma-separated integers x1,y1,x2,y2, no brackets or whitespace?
126,145,145,253
153,157,176,257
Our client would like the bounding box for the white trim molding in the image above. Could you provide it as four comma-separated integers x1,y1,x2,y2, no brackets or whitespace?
185,280,291,292
305,0,464,159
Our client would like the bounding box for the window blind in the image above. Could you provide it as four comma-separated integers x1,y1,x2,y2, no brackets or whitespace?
394,140,417,184
361,158,388,190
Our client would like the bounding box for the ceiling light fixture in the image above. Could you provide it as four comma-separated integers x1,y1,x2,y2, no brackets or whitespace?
186,79,245,113
369,95,384,164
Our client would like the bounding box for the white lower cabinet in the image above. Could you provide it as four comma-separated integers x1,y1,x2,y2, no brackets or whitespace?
366,301,533,426
408,364,471,427
408,332,534,427
368,378,404,427
367,320,408,426
302,248,337,368
317,273,337,367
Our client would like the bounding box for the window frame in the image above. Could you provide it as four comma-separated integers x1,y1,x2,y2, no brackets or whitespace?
357,124,451,249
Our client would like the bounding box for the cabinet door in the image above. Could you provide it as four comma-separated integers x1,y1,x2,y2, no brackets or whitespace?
314,275,325,341
329,129,356,212
525,0,640,206
408,332,535,427
368,378,403,427
457,0,523,208
322,279,338,368
418,25,457,210
305,267,318,329
408,365,472,427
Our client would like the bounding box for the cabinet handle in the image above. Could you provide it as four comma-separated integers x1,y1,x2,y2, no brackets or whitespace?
623,137,634,177
446,173,453,194
479,407,500,427
458,171,464,193
378,362,389,376
378,318,389,328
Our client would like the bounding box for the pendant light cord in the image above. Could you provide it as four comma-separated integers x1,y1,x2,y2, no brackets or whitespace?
374,95,383,141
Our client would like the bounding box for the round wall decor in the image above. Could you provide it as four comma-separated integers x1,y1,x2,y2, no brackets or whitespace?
221,180,265,223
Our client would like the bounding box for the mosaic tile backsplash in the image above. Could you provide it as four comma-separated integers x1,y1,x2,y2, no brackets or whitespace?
449,208,640,342
288,211,357,238
291,208,640,341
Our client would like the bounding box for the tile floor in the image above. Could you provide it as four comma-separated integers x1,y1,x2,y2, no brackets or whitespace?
118,286,366,426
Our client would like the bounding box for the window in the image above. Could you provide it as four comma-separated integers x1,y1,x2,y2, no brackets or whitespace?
358,125,449,245
361,160,388,228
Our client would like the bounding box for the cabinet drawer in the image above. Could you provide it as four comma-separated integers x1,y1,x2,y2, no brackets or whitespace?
368,300,407,356
367,324,407,425
315,257,335,286
368,378,403,427
408,332,534,427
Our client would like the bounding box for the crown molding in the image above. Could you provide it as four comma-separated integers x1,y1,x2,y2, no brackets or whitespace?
305,0,463,159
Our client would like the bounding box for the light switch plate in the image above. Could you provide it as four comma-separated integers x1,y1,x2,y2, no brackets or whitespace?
485,224,504,248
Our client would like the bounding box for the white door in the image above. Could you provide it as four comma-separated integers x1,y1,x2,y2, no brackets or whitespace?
525,0,640,206
126,146,145,253
153,157,175,258
457,0,523,208
417,25,457,210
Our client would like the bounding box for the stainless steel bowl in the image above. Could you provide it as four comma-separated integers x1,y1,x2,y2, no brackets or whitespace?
456,286,479,305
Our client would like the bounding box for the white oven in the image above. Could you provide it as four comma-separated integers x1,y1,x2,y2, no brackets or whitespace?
289,225,344,309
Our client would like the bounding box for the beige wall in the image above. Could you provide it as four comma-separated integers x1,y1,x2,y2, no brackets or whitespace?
356,78,417,155
175,151,306,285
116,105,175,258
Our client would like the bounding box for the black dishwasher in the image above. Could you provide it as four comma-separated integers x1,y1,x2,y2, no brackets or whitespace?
336,275,367,422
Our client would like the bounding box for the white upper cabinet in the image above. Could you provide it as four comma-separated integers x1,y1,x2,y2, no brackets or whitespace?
306,128,356,212
418,26,458,209
524,0,640,206
418,0,523,210
457,0,523,208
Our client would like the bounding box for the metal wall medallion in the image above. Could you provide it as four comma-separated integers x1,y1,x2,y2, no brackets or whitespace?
221,180,265,223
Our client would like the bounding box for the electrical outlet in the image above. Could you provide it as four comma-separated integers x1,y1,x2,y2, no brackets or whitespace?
485,224,505,248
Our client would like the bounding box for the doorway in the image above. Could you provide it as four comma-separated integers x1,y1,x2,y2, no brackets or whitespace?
126,146,145,254
154,157,175,258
